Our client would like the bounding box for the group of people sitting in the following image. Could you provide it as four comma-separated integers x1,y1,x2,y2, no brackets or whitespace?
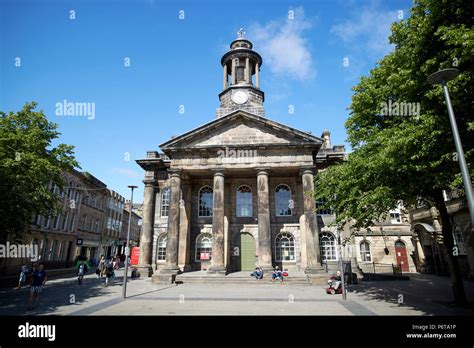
250,266,286,282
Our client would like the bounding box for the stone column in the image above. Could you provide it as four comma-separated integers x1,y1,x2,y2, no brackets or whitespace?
255,62,260,89
137,180,156,277
223,64,228,90
245,58,250,84
161,170,181,273
231,59,237,86
257,168,272,271
301,166,323,273
208,170,226,274
178,180,192,272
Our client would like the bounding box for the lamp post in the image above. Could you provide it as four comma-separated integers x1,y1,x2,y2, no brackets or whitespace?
337,226,347,301
122,185,137,299
427,68,474,232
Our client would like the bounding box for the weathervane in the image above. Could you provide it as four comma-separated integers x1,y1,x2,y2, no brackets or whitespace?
237,27,246,39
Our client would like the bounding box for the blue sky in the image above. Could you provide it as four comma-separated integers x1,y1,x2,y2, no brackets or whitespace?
1,0,412,200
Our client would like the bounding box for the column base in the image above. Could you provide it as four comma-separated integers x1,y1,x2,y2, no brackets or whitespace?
160,264,181,274
135,265,153,278
207,266,227,275
152,272,177,284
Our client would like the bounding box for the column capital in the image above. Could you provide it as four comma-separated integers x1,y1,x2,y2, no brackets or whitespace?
300,165,316,176
169,169,182,178
256,167,271,176
142,179,156,187
211,168,226,177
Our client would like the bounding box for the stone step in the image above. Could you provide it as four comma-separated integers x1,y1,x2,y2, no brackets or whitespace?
174,276,312,286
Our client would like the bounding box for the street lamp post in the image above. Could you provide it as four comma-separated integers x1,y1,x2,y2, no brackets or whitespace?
337,227,347,301
122,185,137,299
427,68,474,232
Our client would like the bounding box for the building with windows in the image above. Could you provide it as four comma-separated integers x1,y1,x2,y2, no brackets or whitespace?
135,33,349,282
122,205,141,249
29,170,107,266
103,190,125,258
409,190,474,278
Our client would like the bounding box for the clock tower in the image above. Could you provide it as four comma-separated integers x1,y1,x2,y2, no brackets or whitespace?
216,28,265,118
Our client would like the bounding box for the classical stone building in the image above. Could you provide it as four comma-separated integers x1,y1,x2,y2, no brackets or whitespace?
136,33,349,282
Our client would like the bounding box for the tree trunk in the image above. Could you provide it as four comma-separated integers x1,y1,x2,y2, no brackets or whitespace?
433,189,468,306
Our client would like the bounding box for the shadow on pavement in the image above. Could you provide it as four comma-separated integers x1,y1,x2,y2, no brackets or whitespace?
0,274,124,316
346,273,474,315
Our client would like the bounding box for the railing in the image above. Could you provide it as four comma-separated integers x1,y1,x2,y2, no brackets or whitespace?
361,262,403,276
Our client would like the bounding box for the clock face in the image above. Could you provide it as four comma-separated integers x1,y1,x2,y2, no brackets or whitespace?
232,90,249,104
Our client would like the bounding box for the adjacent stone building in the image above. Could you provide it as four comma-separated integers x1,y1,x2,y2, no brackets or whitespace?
103,189,125,258
410,190,474,278
122,204,141,249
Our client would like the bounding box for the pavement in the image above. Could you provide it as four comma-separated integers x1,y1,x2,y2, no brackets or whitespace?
1,269,473,316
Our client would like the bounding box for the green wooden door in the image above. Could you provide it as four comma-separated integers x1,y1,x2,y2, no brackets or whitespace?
240,233,256,271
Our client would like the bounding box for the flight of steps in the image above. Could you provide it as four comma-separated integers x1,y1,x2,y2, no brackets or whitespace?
174,270,313,286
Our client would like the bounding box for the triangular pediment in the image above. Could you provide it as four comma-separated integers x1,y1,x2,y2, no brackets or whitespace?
160,110,322,151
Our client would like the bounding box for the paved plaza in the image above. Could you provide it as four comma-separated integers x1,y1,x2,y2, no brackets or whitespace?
1,270,473,316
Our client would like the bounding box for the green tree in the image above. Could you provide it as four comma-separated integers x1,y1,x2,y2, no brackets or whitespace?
315,0,473,305
0,102,79,243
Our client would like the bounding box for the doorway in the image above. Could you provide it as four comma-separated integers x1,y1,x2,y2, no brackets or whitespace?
235,233,256,271
395,240,409,272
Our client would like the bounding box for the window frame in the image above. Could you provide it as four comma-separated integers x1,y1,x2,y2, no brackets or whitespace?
359,240,372,262
274,232,296,262
195,233,213,262
161,187,171,217
320,232,338,262
275,184,292,217
198,186,213,217
236,185,253,217
157,234,167,262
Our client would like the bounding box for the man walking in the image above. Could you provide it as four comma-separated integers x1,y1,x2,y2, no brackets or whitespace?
27,263,47,311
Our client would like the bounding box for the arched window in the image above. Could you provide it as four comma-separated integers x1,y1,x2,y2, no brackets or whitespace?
360,241,372,262
320,232,338,261
157,234,167,261
67,181,74,199
275,232,295,261
161,188,171,217
236,185,252,217
195,233,212,261
275,184,292,216
198,186,213,217
75,185,81,203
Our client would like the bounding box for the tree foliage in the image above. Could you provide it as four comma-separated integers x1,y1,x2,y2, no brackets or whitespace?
315,0,473,304
0,102,79,242
316,0,473,228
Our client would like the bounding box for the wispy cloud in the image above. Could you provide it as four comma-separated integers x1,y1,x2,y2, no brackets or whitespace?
111,167,141,179
330,5,400,58
249,7,316,81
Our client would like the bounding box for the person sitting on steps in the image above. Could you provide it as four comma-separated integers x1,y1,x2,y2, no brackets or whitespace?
250,266,263,280
272,265,283,282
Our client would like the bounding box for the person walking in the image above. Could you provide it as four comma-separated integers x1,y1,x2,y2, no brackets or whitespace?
17,263,29,290
77,262,87,286
98,255,106,278
27,263,47,310
105,258,115,287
